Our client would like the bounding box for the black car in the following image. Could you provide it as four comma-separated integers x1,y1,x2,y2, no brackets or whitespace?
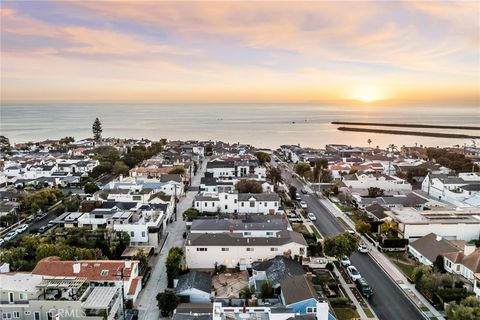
355,277,373,299
301,189,308,194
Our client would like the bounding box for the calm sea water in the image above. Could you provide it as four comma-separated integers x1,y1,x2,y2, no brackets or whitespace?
1,104,479,149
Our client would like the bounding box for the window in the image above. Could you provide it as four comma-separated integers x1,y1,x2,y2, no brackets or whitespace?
46,312,53,320
250,201,255,207
141,231,146,237
306,307,317,313
456,265,460,272
196,248,207,252
196,202,199,207
234,199,237,204
225,195,228,199
274,202,277,207
8,292,13,303
204,202,208,207
24,312,31,316
2,314,12,320
221,248,229,251
130,231,135,237
13,312,19,319
270,248,278,251
241,202,244,207
266,232,273,236
225,205,228,210
34,313,40,320
212,202,215,207
132,195,141,201
100,270,109,276
244,232,251,236
246,248,254,252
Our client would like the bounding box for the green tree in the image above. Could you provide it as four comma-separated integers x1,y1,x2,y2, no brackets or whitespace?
294,162,311,177
355,220,370,234
267,167,282,189
239,286,254,299
433,255,446,273
84,182,100,194
112,161,130,175
59,136,75,145
260,280,273,299
133,250,149,276
380,220,398,236
445,296,480,320
288,186,297,200
166,247,183,288
168,166,186,175
412,265,431,284
255,151,271,165
92,118,103,142
156,290,179,317
236,180,263,193
368,187,384,197
183,207,199,221
323,232,359,257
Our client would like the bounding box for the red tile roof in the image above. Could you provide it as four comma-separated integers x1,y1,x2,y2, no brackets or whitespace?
128,276,142,295
32,256,138,281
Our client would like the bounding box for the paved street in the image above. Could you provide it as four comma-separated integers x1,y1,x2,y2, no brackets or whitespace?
278,161,425,320
136,159,206,320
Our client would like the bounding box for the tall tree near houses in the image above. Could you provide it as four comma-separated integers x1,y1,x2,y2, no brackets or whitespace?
92,118,103,142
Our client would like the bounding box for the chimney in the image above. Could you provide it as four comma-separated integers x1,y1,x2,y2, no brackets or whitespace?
119,174,123,181
305,272,313,282
436,234,442,241
73,262,81,274
316,301,329,320
464,243,476,256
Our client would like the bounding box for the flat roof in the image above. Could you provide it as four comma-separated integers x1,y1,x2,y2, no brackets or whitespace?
83,286,119,309
389,207,480,224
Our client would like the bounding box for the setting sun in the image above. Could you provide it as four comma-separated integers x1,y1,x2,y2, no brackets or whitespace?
350,85,386,103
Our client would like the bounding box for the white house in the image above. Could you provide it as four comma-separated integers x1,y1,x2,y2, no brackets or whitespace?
408,233,462,266
422,173,480,208
190,216,290,237
185,230,307,269
443,243,480,284
342,172,412,195
194,192,280,215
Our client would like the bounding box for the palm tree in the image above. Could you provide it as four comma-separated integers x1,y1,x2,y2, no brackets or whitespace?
367,139,372,147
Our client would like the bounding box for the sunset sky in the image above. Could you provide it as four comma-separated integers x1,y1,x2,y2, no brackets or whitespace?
1,1,479,104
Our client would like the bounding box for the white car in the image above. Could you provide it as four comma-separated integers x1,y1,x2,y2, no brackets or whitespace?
4,232,17,242
16,224,29,233
308,212,316,221
0,238,5,247
347,266,362,281
358,244,369,253
300,201,308,209
340,256,351,267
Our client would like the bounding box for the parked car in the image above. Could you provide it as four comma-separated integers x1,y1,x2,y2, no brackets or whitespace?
35,213,48,221
358,243,369,253
295,193,301,201
0,238,5,247
300,201,308,209
47,221,55,228
308,212,317,221
38,225,49,234
355,277,373,299
340,256,351,267
347,266,362,281
301,188,308,194
16,224,29,233
4,232,17,242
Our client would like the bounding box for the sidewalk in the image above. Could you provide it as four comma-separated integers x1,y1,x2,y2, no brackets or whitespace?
324,197,444,320
332,266,370,320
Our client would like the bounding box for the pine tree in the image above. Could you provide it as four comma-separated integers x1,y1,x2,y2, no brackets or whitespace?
92,118,103,142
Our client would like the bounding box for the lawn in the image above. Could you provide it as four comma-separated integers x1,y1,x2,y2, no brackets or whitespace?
333,307,360,320
311,226,323,239
386,252,417,279
363,308,374,318
292,223,309,234
335,203,350,212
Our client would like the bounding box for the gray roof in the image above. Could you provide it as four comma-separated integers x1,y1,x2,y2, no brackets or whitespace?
191,218,288,232
194,194,220,201
365,204,388,220
176,271,212,294
252,256,304,287
160,174,182,183
238,193,280,201
207,161,235,168
186,230,307,247
173,315,212,320
175,303,214,314
409,233,461,263
360,194,427,207
281,275,318,305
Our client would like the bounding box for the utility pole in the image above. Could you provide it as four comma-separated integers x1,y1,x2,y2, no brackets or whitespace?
174,184,177,221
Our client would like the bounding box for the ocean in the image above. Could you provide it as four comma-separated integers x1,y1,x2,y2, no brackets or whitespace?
1,104,479,149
